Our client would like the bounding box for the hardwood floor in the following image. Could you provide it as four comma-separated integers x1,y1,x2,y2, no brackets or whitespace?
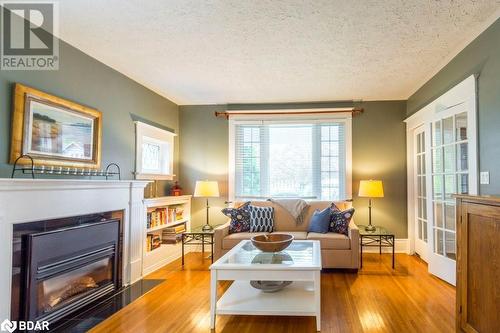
91,252,455,333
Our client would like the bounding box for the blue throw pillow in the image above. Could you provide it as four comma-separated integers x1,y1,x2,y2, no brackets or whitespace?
308,207,331,233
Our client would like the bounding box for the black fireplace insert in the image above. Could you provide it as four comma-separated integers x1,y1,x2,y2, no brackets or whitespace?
22,218,121,324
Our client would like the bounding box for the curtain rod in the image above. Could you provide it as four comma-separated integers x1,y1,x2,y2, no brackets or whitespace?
214,108,363,119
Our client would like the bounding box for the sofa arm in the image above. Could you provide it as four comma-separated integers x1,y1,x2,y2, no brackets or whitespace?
348,219,360,269
213,221,230,261
348,219,359,238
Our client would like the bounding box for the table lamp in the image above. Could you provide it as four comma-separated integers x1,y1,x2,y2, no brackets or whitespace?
358,180,384,231
194,180,220,231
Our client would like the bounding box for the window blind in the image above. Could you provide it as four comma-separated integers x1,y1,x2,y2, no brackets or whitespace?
234,121,346,200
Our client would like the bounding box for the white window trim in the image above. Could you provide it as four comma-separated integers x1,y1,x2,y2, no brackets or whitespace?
134,121,176,180
228,112,352,201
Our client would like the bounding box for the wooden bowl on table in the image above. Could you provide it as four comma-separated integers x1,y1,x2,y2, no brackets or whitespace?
251,233,294,252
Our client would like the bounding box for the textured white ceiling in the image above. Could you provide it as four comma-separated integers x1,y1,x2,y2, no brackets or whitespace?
58,1,500,105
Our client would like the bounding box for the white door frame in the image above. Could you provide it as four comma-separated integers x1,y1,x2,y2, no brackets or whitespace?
405,75,478,285
412,125,429,261
405,108,430,258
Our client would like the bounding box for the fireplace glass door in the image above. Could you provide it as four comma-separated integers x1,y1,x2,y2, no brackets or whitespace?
38,257,113,316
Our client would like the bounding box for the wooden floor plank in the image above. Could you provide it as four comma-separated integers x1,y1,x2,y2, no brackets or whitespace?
91,253,455,333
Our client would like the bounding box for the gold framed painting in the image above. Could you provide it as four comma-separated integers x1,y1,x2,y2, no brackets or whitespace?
10,83,102,169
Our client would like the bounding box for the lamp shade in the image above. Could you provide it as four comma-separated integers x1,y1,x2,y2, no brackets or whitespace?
358,180,384,198
194,180,219,198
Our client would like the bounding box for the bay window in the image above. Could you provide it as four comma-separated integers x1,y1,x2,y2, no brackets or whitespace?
229,116,352,201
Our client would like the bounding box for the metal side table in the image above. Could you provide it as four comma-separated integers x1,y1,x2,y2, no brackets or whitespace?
181,224,222,265
358,225,395,269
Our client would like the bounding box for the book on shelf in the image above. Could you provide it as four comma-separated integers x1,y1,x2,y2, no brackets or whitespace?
146,205,185,229
146,234,152,251
151,235,161,250
146,223,186,250
175,207,184,220
161,224,186,244
146,234,163,252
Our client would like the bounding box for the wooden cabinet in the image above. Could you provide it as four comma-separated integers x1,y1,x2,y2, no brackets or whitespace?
455,195,500,333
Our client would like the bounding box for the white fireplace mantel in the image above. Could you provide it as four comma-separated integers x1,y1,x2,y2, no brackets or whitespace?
0,178,150,321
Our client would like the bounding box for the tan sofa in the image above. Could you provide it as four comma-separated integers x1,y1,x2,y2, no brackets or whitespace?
213,201,359,270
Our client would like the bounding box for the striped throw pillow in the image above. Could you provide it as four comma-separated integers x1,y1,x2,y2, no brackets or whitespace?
249,205,274,232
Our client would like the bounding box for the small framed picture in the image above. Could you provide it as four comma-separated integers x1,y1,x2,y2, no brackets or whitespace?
10,84,102,168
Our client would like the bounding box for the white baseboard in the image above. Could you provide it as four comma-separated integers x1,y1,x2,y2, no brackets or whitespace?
142,246,194,276
361,238,409,254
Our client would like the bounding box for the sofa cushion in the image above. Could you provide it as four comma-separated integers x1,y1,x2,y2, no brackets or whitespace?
247,200,352,232
308,207,331,233
307,232,350,250
221,201,251,234
271,231,308,240
329,207,355,235
248,201,303,231
222,232,269,249
249,205,274,232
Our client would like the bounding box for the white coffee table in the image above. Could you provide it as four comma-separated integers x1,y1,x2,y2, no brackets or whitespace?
209,240,322,331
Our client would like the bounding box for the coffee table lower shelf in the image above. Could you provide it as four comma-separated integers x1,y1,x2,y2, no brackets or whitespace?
216,280,316,316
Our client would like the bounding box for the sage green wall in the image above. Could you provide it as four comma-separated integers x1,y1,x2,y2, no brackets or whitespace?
352,101,407,238
407,18,500,195
0,38,179,194
179,101,408,237
179,105,229,230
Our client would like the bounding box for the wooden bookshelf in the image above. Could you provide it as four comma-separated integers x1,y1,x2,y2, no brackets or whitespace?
142,195,191,275
146,218,189,233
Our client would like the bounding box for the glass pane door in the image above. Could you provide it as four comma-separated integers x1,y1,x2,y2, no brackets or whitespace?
431,112,468,261
414,127,428,260
409,75,477,286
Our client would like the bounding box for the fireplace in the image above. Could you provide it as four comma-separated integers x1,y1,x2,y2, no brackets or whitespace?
11,211,123,325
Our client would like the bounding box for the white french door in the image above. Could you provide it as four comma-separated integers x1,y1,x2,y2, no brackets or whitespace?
413,126,428,261
406,75,477,286
427,101,477,285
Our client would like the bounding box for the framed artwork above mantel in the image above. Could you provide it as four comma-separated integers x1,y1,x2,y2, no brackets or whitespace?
10,83,102,169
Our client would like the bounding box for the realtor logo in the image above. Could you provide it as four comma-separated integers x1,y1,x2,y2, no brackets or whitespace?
0,319,16,333
0,319,49,332
1,1,59,70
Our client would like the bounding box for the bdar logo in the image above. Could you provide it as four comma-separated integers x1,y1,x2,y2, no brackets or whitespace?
0,319,16,333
